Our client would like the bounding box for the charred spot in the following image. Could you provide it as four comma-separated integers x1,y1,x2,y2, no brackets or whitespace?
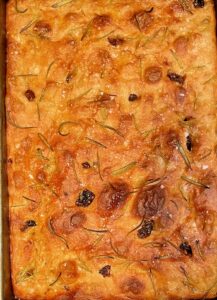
21,220,37,232
108,37,125,46
193,0,205,8
131,10,153,32
8,158,13,164
82,162,91,169
183,116,193,122
179,242,193,256
128,94,139,102
25,89,35,101
97,181,130,217
76,189,95,207
52,211,86,235
99,265,111,277
175,86,187,103
33,21,52,37
92,14,111,29
144,66,162,84
59,260,78,283
167,72,185,85
121,277,144,295
135,186,165,218
186,135,192,151
66,73,73,83
137,220,154,239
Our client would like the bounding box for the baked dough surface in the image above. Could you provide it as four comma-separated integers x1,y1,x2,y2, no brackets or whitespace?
6,0,217,299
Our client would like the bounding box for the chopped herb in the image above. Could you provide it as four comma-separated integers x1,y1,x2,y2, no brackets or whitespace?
96,29,116,41
179,242,193,256
15,0,28,13
86,137,107,149
170,49,183,69
48,218,69,249
142,177,163,187
147,268,157,296
49,272,62,286
76,189,95,207
176,141,191,169
99,265,111,277
181,175,210,189
38,133,53,151
51,0,75,8
69,88,92,103
167,72,185,85
112,161,137,176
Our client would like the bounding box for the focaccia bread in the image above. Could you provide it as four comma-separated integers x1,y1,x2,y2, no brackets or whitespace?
6,0,217,299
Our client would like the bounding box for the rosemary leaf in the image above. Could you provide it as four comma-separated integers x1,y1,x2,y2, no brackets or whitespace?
97,121,123,137
181,175,210,189
20,19,37,34
58,121,78,136
51,0,75,8
38,133,53,151
127,216,145,236
96,150,103,181
112,161,137,176
48,218,69,249
49,272,62,286
86,137,107,149
176,141,191,169
82,226,109,233
23,196,37,203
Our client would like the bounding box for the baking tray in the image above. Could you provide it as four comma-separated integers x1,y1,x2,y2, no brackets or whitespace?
1,1,217,300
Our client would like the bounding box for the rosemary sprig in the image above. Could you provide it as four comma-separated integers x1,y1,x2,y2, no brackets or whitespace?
195,240,204,260
48,218,69,249
15,0,28,13
82,226,109,233
68,88,92,103
96,150,103,181
58,121,78,136
181,175,210,189
23,196,37,203
86,137,107,149
20,19,37,34
112,161,137,176
97,121,124,137
49,272,61,286
7,111,37,129
176,141,191,169
51,0,75,8
127,216,145,236
38,133,53,151
81,19,93,41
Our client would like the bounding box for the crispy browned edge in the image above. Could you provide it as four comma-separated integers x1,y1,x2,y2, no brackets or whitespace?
0,0,14,299
3,1,217,300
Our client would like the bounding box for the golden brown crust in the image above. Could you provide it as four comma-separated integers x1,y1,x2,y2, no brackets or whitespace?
6,0,217,299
